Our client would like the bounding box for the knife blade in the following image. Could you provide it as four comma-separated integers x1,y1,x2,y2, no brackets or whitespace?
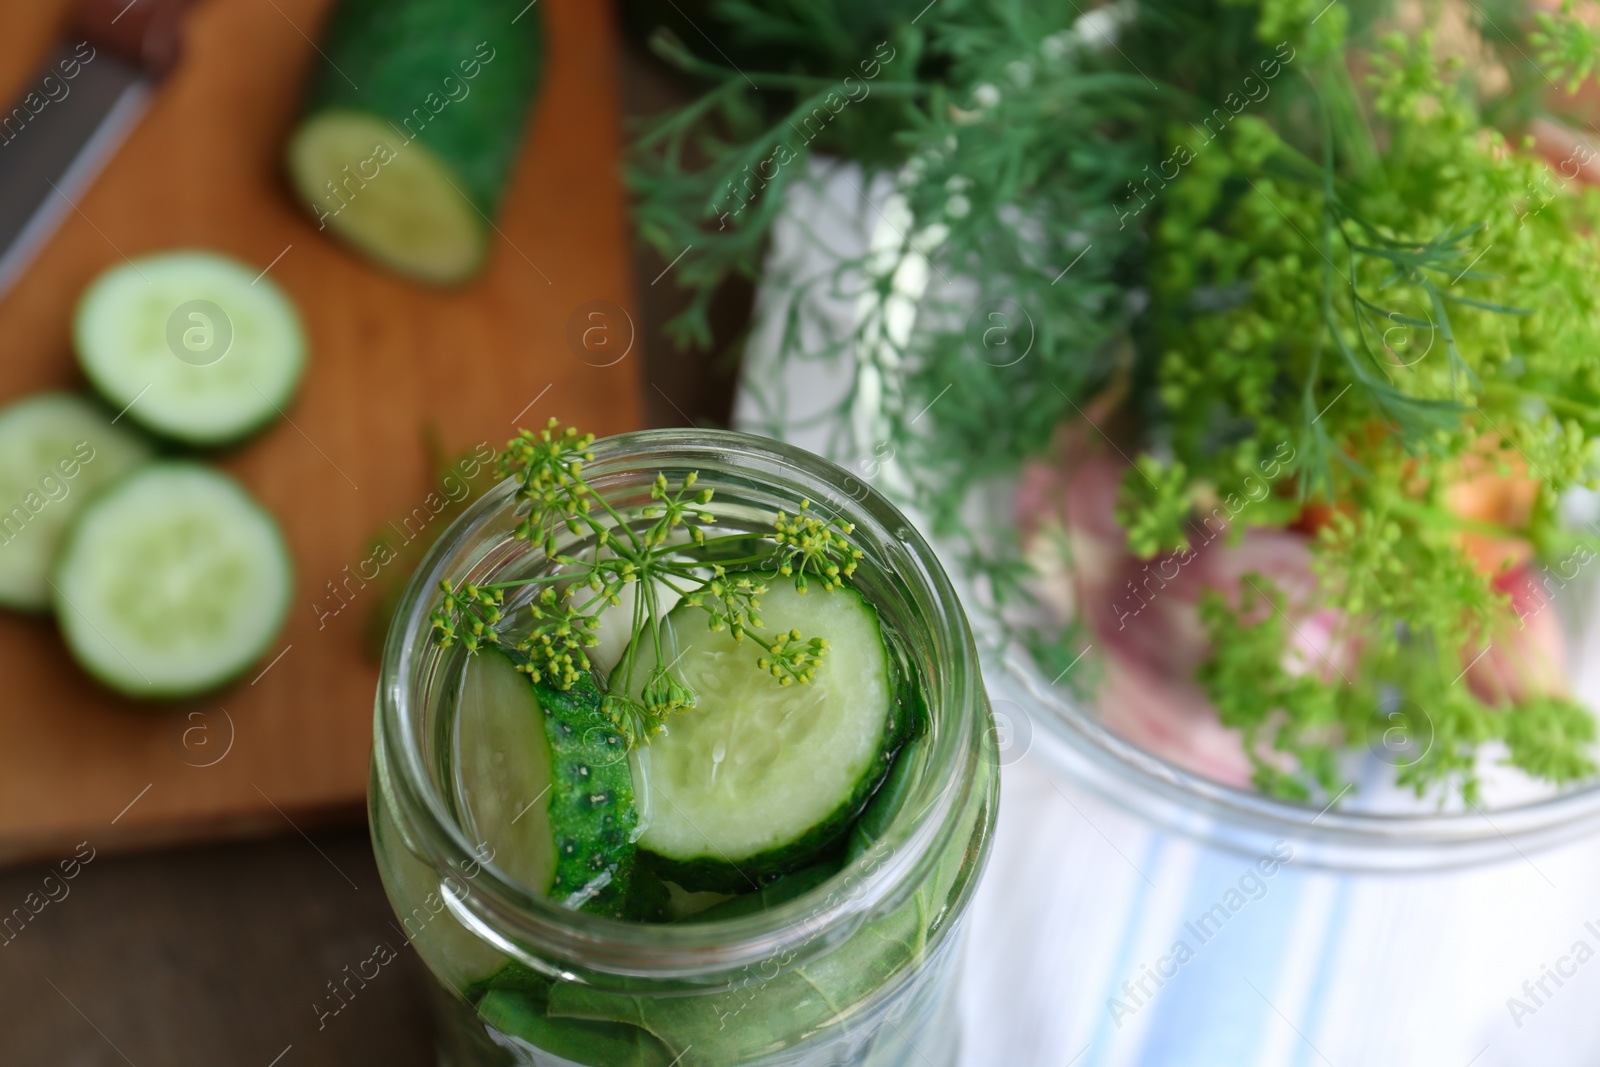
0,0,202,297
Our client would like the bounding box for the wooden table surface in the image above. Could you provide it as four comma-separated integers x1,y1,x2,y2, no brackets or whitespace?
0,6,751,1060
0,828,437,1065
0,0,642,864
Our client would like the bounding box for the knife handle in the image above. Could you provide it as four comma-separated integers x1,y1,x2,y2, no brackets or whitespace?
71,0,203,77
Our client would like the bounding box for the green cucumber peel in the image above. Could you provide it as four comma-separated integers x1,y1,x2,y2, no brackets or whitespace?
466,648,638,917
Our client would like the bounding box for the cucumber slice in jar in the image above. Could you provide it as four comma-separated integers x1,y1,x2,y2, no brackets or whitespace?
73,252,307,446
456,649,638,916
683,861,841,923
0,393,152,611
52,464,292,698
624,582,906,890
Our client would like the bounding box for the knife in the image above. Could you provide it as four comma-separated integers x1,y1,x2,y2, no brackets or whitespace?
0,0,202,297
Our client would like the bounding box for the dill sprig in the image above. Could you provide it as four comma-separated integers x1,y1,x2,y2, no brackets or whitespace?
1531,0,1600,95
1127,23,1600,800
429,419,862,747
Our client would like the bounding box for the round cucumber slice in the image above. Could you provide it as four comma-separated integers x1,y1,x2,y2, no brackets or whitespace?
73,251,307,446
0,393,152,612
457,648,559,893
288,112,485,284
456,650,638,916
629,583,900,886
52,463,293,698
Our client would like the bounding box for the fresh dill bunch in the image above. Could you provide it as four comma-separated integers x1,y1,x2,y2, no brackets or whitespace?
630,0,1165,478
627,0,1366,529
429,419,864,748
881,1,1163,529
628,1,937,351
626,0,1600,801
1196,578,1346,802
1123,21,1600,801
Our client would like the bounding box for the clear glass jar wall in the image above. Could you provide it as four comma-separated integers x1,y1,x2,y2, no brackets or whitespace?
370,430,998,1066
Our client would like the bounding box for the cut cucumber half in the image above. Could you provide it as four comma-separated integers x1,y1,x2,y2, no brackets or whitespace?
286,0,544,284
0,393,152,611
74,252,307,446
288,113,483,284
52,464,292,698
627,582,905,890
456,649,637,916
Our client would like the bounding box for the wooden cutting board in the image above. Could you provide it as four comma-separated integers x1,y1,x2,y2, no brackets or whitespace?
0,0,642,864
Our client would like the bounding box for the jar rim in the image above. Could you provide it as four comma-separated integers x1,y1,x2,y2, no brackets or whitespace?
995,642,1600,870
376,428,989,977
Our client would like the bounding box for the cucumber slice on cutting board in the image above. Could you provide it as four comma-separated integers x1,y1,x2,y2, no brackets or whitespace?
285,0,544,284
0,393,152,612
456,649,637,916
625,582,906,890
52,464,292,698
74,252,307,447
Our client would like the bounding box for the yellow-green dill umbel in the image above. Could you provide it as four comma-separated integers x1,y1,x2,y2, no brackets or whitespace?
428,419,864,748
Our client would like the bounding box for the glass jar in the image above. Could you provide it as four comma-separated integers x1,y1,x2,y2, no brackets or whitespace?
976,433,1600,865
956,488,1600,1066
370,428,998,1067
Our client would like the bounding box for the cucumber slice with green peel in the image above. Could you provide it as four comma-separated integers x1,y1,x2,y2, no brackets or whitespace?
457,650,637,916
457,647,556,892
74,252,307,447
843,736,922,864
52,464,292,698
0,393,152,611
683,860,842,924
618,854,674,923
626,582,906,891
286,0,544,284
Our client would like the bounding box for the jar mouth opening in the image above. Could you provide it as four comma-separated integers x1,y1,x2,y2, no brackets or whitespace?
378,429,987,974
